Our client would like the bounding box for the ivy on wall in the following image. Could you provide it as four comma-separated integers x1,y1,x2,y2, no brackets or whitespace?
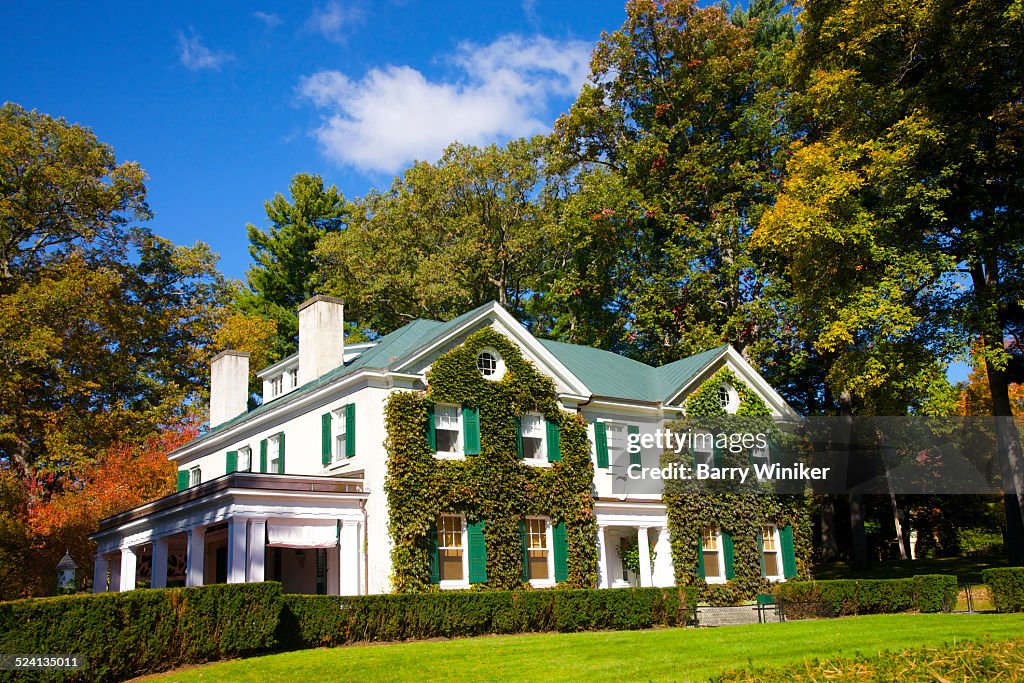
662,367,812,604
384,327,598,592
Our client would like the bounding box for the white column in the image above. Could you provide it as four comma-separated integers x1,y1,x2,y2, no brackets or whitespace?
119,547,138,592
652,526,675,587
597,525,610,589
227,519,247,583
186,527,206,587
637,526,653,588
108,553,121,592
151,538,169,589
327,529,340,596
339,520,360,595
247,519,266,583
92,554,109,593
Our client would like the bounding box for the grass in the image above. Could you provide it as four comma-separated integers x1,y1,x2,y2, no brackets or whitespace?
140,613,1024,683
813,554,1007,583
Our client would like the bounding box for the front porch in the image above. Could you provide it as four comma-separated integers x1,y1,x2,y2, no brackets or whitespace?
90,472,368,595
595,502,675,588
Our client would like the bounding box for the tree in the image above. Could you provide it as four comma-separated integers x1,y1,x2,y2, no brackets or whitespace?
550,0,796,366
237,173,351,358
316,138,557,334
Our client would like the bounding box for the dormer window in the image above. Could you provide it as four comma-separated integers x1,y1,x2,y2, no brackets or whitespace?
270,375,283,397
719,384,733,411
288,368,298,388
476,349,505,380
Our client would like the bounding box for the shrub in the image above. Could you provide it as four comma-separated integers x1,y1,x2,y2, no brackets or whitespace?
773,576,955,617
277,586,697,649
983,567,1024,612
0,582,282,682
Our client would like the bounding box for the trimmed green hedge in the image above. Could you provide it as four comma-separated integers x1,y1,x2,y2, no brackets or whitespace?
773,575,957,617
983,567,1024,612
0,582,282,682
278,586,698,648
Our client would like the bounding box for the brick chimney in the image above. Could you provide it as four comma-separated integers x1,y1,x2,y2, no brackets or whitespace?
210,350,250,427
297,295,345,385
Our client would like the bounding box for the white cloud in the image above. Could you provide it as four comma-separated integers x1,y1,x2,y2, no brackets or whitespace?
253,11,282,28
177,30,232,71
297,34,593,174
306,1,364,42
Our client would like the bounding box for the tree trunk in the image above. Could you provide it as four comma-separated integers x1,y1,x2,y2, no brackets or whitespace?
818,496,840,561
986,360,1024,566
839,390,870,569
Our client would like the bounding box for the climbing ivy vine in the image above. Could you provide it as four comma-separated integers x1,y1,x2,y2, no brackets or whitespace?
384,327,597,592
662,367,812,603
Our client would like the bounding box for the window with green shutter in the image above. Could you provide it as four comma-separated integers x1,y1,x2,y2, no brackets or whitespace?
518,520,529,581
176,470,189,492
722,529,735,580
425,404,436,451
514,416,524,460
780,523,798,578
259,438,267,473
344,403,356,458
552,520,568,582
467,519,487,584
226,450,238,474
594,422,609,468
696,538,706,578
321,412,332,465
627,425,640,467
427,523,440,584
463,406,481,455
546,420,561,462
713,441,725,468
756,529,767,577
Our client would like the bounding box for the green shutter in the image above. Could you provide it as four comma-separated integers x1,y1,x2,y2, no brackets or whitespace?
627,425,641,466
259,439,267,473
176,470,189,492
514,416,524,459
713,441,724,468
552,521,568,582
467,519,487,584
345,403,356,458
769,436,781,464
427,523,439,584
463,406,481,455
226,450,238,474
594,422,609,468
425,405,436,451
546,420,561,462
697,537,706,579
722,529,735,580
518,520,529,582
780,524,797,578
756,530,767,577
277,432,286,474
321,412,332,465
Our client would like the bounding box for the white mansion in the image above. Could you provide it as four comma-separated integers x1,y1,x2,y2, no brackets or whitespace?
90,296,799,595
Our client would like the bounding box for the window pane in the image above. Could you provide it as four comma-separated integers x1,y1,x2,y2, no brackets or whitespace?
764,552,780,577
703,527,718,550
523,437,544,459
761,527,777,551
439,550,464,581
436,429,459,453
528,552,549,580
703,551,721,577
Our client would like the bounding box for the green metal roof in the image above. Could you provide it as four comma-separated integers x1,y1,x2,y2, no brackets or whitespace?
184,303,729,449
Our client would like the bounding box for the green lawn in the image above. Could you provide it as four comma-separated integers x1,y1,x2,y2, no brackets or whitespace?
142,613,1024,683
813,554,1007,583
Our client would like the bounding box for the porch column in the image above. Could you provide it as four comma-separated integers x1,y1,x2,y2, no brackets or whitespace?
247,519,266,583
108,553,121,592
339,520,360,595
637,526,653,587
652,526,674,587
227,519,247,584
597,525,610,589
151,538,169,589
119,546,138,592
186,526,206,587
327,525,340,595
92,554,109,593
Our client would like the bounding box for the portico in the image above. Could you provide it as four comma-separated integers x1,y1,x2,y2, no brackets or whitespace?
91,472,368,595
595,501,675,589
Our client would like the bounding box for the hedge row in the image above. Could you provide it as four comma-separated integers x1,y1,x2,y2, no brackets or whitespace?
0,582,282,682
278,586,697,649
772,575,957,617
982,567,1024,612
0,584,697,681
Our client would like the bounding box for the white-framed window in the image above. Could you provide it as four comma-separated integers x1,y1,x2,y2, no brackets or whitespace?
702,526,725,583
521,414,546,462
525,516,553,584
189,466,202,488
288,368,298,389
718,384,732,410
605,421,627,463
761,525,783,580
333,407,348,463
476,348,505,380
270,375,283,397
434,405,462,457
268,434,280,473
751,444,771,468
238,446,252,472
437,514,467,585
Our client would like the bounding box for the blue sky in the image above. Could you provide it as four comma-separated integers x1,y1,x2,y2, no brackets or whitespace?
2,1,623,279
